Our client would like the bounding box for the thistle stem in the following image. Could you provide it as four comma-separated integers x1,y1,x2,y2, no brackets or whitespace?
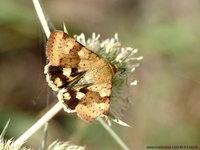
32,0,50,38
97,118,130,150
13,102,63,146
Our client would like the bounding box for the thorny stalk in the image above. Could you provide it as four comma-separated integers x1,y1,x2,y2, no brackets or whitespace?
32,0,50,38
98,117,130,150
13,102,63,146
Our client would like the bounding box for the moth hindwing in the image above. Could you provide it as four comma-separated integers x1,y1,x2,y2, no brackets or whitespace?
44,30,116,122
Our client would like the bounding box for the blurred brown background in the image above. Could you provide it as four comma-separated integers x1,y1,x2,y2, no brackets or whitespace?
0,0,200,149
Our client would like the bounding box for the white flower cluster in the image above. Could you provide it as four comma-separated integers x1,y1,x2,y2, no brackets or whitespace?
48,141,85,150
0,138,85,150
0,138,30,150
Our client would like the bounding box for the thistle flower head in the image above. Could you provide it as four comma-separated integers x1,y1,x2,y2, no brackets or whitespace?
48,141,85,150
74,32,143,119
0,138,30,150
0,139,85,150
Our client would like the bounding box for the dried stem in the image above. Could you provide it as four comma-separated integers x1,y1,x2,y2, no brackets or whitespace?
32,0,50,38
97,118,130,150
13,102,63,146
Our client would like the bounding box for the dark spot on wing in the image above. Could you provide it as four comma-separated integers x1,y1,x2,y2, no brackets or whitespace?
79,87,89,94
62,32,70,40
70,68,79,77
64,90,79,109
69,43,82,55
48,65,69,88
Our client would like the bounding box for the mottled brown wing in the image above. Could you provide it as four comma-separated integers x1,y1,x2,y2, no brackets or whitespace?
75,89,111,122
44,30,100,91
45,30,116,122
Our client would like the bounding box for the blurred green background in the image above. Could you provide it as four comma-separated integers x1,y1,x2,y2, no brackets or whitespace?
0,0,200,149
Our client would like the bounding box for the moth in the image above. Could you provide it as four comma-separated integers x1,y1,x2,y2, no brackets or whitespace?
44,30,116,122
